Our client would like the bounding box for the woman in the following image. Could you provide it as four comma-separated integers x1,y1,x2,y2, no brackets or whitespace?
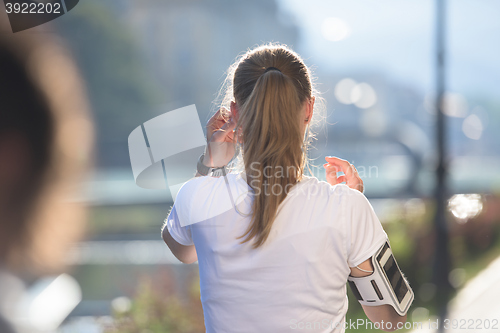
163,43,407,332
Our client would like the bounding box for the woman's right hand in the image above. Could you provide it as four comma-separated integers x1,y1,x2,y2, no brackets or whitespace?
323,156,364,193
204,107,238,168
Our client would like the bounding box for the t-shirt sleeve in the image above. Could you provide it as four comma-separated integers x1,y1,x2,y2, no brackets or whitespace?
344,187,388,267
165,204,194,246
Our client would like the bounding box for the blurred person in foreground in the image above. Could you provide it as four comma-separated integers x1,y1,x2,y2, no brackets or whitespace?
0,17,94,333
163,43,411,332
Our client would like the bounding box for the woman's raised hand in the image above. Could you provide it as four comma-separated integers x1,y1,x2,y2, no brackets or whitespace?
204,107,238,168
323,156,364,193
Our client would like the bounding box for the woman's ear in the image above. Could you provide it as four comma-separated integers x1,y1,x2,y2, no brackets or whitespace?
306,96,315,124
230,101,243,143
230,101,240,123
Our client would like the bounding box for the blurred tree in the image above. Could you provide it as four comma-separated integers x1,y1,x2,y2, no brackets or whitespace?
55,1,162,168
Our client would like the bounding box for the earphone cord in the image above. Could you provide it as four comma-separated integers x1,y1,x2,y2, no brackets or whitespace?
356,266,374,273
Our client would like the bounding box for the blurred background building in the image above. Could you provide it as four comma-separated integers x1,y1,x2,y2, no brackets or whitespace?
3,0,498,331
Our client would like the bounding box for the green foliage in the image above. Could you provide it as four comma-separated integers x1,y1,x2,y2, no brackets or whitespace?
104,270,205,333
87,204,168,237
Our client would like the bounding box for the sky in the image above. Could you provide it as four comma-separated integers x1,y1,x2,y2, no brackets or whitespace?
277,0,500,97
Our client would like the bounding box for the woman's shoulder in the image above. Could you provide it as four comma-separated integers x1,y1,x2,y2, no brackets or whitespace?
174,172,245,203
296,175,366,202
173,173,249,226
175,174,220,198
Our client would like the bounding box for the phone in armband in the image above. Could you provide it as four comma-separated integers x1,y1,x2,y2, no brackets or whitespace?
347,241,414,316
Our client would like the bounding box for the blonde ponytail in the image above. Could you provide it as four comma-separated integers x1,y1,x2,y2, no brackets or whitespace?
223,44,319,249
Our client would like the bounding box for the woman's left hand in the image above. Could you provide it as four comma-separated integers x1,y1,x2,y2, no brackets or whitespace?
204,107,238,167
323,156,364,193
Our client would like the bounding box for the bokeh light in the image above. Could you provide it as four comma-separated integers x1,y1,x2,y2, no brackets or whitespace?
448,193,483,222
321,17,351,42
449,268,467,288
443,92,468,118
423,92,468,117
334,78,357,104
411,307,430,322
351,82,377,109
462,114,483,140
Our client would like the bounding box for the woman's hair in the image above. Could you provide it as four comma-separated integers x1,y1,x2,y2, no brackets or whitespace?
214,43,325,249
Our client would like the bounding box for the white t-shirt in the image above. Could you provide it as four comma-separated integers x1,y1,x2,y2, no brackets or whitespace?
165,172,388,333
